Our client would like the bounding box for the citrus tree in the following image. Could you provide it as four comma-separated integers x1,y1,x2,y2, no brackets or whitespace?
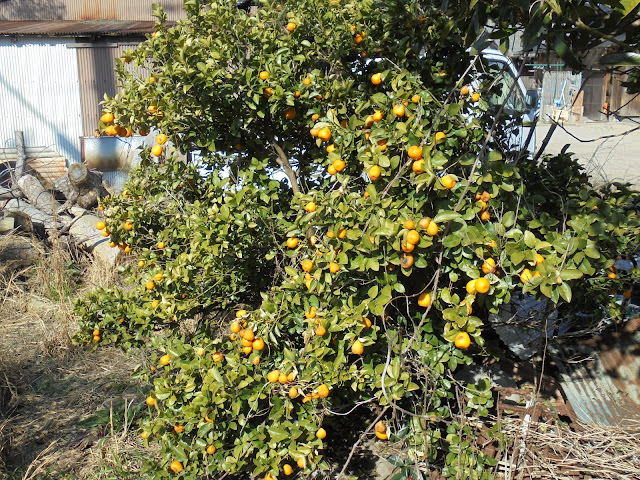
75,1,640,479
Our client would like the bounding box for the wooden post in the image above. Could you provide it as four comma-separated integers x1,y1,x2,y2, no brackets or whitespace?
14,130,26,183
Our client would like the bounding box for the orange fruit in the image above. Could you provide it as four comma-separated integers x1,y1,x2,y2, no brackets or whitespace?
375,430,389,440
411,94,420,103
311,113,320,121
351,339,364,355
157,241,165,249
297,457,306,469
283,464,293,475
286,22,296,32
412,160,425,174
124,221,133,231
466,279,477,295
93,334,101,342
317,384,330,398
333,158,346,172
482,258,496,274
303,77,311,85
623,289,632,299
170,460,183,473
535,253,545,265
406,230,420,245
196,348,205,357
301,259,313,272
154,272,163,282
285,107,296,120
146,396,155,406
461,85,470,96
159,354,170,366
207,445,216,454
289,387,298,399
316,428,327,439
475,277,490,294
401,243,414,253
408,145,423,160
259,70,269,80
373,111,383,122
151,145,163,156
318,127,331,141
403,219,415,230
440,175,456,189
326,143,337,153
241,328,255,342
371,73,382,85
278,373,288,384
608,272,616,279
401,253,414,269
315,325,326,336
252,356,261,365
147,105,158,115
418,218,431,230
354,33,364,44
480,210,490,221
375,421,387,433
230,321,241,333
287,237,299,249
100,112,114,124
236,309,248,319
267,370,280,383
212,351,224,362
145,280,155,290
418,292,431,307
327,164,337,175
368,165,381,181
155,133,168,145
520,269,533,283
426,221,439,236
338,228,347,239
96,221,106,230
434,131,446,143
305,201,317,212
363,317,372,328
174,424,184,433
252,338,265,351
471,92,480,102
454,332,471,349
392,104,405,117
151,299,160,309
242,346,253,355
329,262,340,273
141,431,149,439
101,229,110,237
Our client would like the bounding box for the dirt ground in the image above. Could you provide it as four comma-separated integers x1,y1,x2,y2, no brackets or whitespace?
536,120,640,188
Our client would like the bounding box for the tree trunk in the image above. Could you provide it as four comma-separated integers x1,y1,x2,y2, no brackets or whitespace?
2,198,64,233
17,174,63,215
14,131,26,183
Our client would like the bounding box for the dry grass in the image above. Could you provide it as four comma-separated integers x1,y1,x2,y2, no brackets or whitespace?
0,237,152,480
495,417,640,480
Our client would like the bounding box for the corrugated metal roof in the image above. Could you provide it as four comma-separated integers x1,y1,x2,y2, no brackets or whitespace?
0,0,186,22
553,316,640,428
0,20,171,36
0,37,83,164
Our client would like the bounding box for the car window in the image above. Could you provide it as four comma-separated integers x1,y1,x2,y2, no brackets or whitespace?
483,60,526,114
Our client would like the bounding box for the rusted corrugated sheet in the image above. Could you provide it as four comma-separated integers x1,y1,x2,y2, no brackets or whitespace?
0,1,186,22
75,41,149,137
0,37,83,164
0,20,173,36
553,316,640,428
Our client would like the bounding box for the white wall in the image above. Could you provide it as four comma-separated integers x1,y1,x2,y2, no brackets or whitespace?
0,37,83,164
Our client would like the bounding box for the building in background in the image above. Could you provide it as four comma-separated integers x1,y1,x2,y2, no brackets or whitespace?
0,0,186,169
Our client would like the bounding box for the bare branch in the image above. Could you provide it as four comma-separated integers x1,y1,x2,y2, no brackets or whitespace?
270,139,300,194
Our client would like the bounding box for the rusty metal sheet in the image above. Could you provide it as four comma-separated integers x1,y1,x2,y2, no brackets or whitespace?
552,317,640,427
0,20,173,36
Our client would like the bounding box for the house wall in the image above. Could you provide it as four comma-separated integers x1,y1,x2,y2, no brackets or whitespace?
0,37,83,164
0,0,186,22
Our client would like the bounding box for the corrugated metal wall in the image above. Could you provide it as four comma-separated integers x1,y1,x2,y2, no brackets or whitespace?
75,39,148,136
0,37,83,165
0,0,186,22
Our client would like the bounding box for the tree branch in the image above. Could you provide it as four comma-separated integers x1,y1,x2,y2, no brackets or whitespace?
270,139,300,194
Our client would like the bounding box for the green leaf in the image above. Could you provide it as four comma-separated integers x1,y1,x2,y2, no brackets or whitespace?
434,210,461,223
558,283,572,302
559,269,583,280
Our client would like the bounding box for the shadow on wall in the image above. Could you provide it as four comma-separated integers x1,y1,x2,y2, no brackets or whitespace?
0,70,81,163
0,0,67,20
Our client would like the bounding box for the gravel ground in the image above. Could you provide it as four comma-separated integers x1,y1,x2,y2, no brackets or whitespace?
536,121,640,188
